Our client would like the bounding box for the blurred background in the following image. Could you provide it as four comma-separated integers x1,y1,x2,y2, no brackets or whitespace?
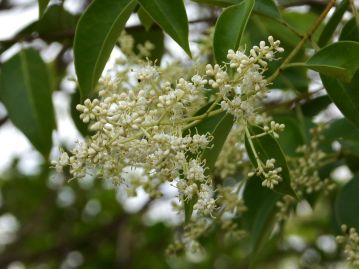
0,0,358,268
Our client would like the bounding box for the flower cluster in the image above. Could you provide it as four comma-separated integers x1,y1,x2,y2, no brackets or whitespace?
249,158,283,189
336,225,359,266
52,35,285,253
217,36,284,122
275,125,335,221
290,125,335,196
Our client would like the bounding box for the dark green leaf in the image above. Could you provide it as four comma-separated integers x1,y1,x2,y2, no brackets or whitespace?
38,0,50,17
302,95,332,117
254,0,280,19
306,41,359,82
137,7,154,31
321,70,359,130
184,196,198,224
318,0,348,47
199,113,234,174
192,0,279,18
243,176,282,256
36,5,78,40
213,0,255,64
126,25,165,62
340,17,359,42
322,118,359,156
137,0,191,57
0,49,55,157
245,126,296,197
273,114,306,156
191,0,238,7
335,174,359,230
74,0,136,99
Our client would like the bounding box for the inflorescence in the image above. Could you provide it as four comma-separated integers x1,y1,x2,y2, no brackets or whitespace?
52,35,299,253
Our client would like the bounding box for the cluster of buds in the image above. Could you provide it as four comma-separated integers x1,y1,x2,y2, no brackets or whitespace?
336,225,359,266
248,158,283,189
263,121,285,138
290,126,335,196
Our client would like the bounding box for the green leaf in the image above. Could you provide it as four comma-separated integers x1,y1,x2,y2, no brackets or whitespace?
306,41,359,83
340,17,359,42
302,95,332,117
245,126,296,197
243,175,282,256
38,0,50,17
335,174,359,230
318,0,348,47
137,0,191,57
137,7,154,31
272,114,306,156
36,5,79,40
74,0,136,99
0,5,78,54
0,49,55,157
198,113,234,174
254,0,280,19
322,118,359,156
191,0,236,6
192,0,280,18
213,0,255,64
126,25,165,62
321,70,359,130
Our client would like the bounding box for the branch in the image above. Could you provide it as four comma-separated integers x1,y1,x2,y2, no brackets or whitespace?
267,0,336,83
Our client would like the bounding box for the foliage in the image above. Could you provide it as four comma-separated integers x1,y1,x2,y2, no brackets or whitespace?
1,0,359,268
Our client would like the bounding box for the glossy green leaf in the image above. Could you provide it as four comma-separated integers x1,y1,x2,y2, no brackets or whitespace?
137,0,191,57
321,70,359,130
137,7,154,31
213,0,255,64
74,0,136,99
318,0,348,46
245,126,296,197
335,174,359,230
243,175,282,256
306,41,359,83
0,49,55,157
340,17,359,42
38,0,50,17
